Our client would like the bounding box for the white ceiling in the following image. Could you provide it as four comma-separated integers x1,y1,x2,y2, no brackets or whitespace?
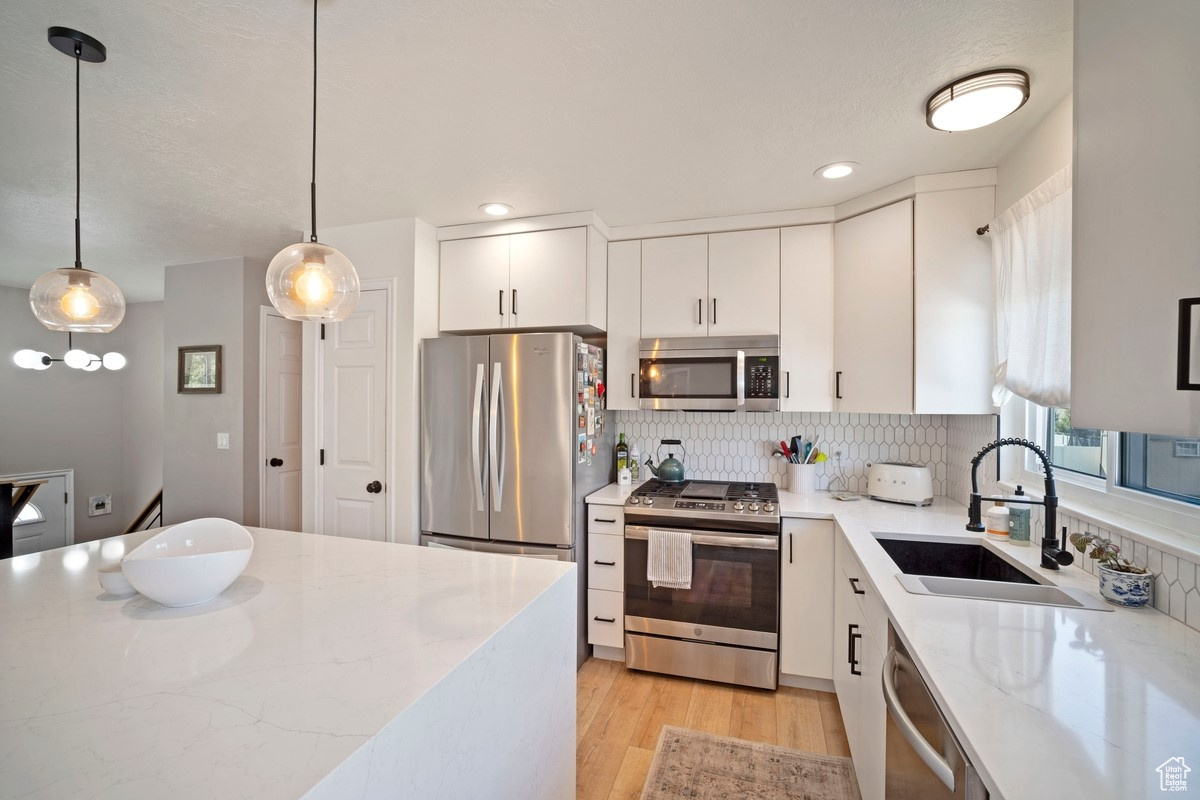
0,0,1072,301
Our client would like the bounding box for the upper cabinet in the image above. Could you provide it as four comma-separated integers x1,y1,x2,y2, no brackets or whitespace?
438,226,606,334
1072,0,1200,437
834,200,914,414
641,231,780,339
607,241,641,411
780,224,834,411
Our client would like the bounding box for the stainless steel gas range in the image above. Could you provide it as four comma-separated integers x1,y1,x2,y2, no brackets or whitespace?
622,479,781,690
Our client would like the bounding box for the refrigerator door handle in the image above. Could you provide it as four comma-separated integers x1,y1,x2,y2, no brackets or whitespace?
489,361,503,512
471,363,485,512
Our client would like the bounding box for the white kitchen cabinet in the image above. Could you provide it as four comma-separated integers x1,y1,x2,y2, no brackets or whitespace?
1072,0,1200,437
707,229,780,337
855,622,886,800
439,235,509,332
914,187,996,414
780,224,834,411
439,227,606,334
586,588,624,649
833,199,914,414
640,235,708,338
607,241,641,410
832,558,864,756
587,533,623,592
779,518,834,680
586,504,625,659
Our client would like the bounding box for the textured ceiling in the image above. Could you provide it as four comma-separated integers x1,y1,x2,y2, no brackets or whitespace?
0,0,1072,301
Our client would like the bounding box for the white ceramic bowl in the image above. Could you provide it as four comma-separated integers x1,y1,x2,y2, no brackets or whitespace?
121,518,254,607
97,564,137,597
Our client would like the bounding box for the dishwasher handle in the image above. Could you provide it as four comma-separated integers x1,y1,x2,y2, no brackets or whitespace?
882,647,956,792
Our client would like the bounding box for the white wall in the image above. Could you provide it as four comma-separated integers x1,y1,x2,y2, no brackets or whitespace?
0,286,164,541
301,218,439,544
162,257,268,525
995,94,1072,213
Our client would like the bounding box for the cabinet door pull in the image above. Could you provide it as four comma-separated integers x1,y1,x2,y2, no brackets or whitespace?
593,616,616,624
630,373,635,398
848,623,862,675
697,298,703,325
593,560,616,566
849,577,866,595
711,297,717,325
512,288,518,315
593,517,616,524
785,371,791,399
499,289,505,316
788,532,793,564
835,370,843,400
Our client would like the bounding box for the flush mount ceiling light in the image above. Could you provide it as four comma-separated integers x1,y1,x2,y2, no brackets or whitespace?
815,162,859,180
479,203,513,216
926,69,1030,132
266,0,360,322
28,28,126,334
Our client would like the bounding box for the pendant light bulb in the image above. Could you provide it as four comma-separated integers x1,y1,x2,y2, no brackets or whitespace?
266,0,359,322
60,283,100,320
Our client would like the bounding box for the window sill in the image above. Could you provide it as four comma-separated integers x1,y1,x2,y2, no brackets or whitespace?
998,479,1200,565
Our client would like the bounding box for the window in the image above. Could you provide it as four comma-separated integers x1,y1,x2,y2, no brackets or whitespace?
13,503,45,527
1045,408,1107,479
1121,433,1200,506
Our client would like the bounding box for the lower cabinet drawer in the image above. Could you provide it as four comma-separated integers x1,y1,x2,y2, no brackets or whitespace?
587,506,624,536
587,589,624,648
587,534,624,591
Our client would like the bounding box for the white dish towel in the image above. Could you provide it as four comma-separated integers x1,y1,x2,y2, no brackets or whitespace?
647,528,693,589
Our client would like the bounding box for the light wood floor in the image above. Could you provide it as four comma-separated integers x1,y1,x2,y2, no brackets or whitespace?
576,657,851,800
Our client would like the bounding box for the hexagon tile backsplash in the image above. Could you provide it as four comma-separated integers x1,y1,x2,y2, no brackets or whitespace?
613,410,996,495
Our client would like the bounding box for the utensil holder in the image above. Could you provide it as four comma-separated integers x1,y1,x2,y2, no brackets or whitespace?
787,463,818,495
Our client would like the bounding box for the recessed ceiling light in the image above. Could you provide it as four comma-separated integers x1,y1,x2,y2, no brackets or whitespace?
480,203,513,216
926,69,1030,132
815,162,859,179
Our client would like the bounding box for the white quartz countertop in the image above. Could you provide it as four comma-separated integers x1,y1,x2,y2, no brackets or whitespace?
587,483,1200,799
0,528,574,799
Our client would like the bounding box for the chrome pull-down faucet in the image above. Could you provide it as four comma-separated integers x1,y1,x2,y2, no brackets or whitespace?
966,438,1074,570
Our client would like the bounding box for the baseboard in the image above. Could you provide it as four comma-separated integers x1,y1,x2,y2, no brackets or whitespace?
778,673,835,692
592,644,625,662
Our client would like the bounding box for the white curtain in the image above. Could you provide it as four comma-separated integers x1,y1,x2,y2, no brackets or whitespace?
990,165,1073,408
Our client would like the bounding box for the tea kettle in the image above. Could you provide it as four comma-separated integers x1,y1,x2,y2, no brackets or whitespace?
646,439,687,483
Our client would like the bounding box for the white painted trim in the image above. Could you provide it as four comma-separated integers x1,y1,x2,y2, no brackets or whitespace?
436,211,611,241
591,645,625,662
313,280,396,543
608,207,836,241
833,168,998,222
778,673,836,692
0,469,75,546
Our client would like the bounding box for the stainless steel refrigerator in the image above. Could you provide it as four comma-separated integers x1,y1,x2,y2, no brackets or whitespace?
419,332,613,666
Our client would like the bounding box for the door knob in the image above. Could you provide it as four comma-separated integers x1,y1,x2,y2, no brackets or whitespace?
366,480,382,494
268,457,283,467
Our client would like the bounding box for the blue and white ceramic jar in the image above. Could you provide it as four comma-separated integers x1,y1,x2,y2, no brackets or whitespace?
1098,565,1153,607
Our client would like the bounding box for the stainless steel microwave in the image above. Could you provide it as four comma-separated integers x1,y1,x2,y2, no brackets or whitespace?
638,335,780,411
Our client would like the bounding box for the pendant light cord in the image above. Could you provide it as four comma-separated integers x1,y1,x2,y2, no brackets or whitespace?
74,43,82,269
309,0,318,243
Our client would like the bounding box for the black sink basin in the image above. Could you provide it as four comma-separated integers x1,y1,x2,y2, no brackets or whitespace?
874,536,1038,585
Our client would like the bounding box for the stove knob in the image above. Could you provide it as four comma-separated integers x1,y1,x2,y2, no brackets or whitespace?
733,501,745,511
628,497,640,505
644,497,653,505
763,503,776,513
749,503,760,512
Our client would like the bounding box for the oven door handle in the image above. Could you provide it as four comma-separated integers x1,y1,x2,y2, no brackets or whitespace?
624,526,778,551
882,647,956,792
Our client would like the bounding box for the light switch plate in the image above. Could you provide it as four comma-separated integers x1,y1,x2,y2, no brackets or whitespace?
217,432,230,450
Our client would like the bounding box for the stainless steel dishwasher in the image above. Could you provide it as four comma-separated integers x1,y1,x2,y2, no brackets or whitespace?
882,629,989,799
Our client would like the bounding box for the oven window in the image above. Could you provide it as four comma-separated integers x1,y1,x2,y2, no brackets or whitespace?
624,538,779,633
640,358,736,399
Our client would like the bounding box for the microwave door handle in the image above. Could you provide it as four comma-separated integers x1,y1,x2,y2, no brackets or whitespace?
489,361,503,512
471,363,486,512
882,648,956,792
736,350,746,407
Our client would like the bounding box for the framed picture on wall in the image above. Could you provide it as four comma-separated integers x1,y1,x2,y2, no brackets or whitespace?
178,345,223,394
1180,298,1200,391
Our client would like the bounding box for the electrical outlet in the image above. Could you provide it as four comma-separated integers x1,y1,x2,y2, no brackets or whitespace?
833,449,844,464
217,432,230,450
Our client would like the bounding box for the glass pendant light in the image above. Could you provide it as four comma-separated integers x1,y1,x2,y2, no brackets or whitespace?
29,28,126,333
266,0,360,321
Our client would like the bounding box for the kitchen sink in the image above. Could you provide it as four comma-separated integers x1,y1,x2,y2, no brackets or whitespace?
873,532,1113,611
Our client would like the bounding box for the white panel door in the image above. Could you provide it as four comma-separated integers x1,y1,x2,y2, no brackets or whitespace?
834,199,914,414
780,224,834,411
707,229,780,336
263,312,303,531
11,475,68,556
640,235,709,338
779,518,834,680
321,289,389,541
914,188,996,414
439,236,509,332
606,240,641,410
508,227,587,329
